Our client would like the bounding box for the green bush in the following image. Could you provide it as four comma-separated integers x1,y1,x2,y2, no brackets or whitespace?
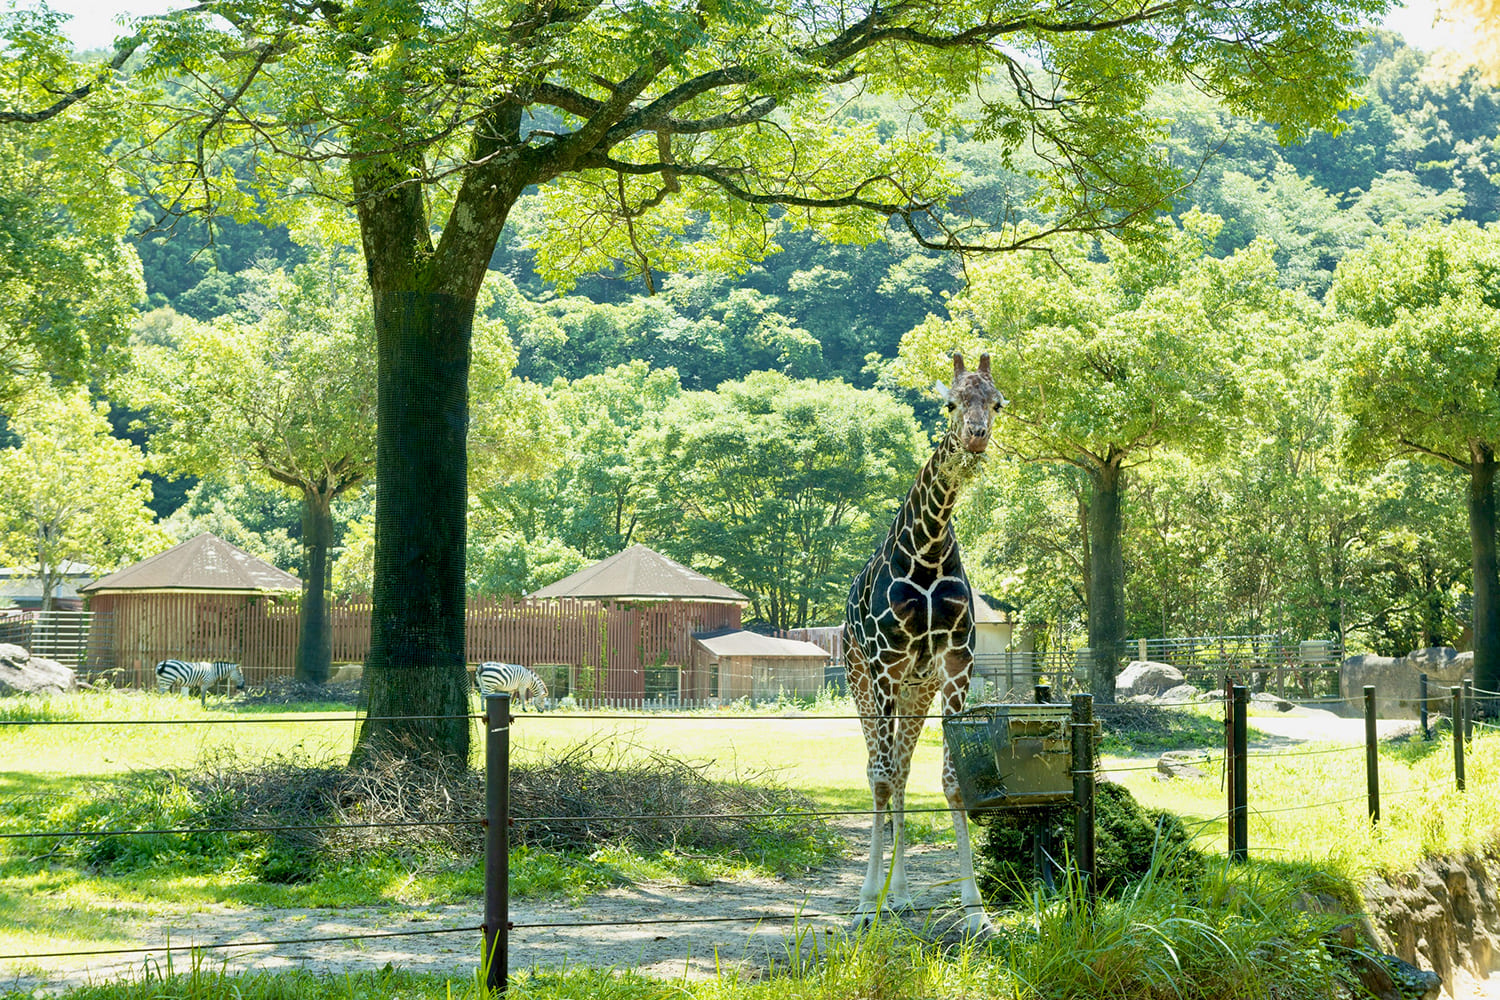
976,780,1203,899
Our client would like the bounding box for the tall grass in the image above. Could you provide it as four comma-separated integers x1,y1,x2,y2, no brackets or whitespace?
2,857,1362,1000
1120,726,1500,877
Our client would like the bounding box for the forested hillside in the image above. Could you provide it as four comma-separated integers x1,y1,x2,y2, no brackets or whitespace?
6,22,1496,668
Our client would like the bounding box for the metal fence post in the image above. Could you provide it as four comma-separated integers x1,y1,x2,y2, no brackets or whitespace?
1420,673,1430,741
1230,685,1248,862
1364,686,1380,823
1070,693,1095,904
1463,678,1474,743
1453,686,1466,792
484,693,510,996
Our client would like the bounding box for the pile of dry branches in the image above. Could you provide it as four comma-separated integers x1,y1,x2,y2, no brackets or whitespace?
184,738,826,862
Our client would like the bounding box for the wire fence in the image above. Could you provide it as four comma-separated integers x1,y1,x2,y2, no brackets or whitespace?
0,679,1491,988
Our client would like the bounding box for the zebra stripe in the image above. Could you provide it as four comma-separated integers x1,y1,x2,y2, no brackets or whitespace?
155,659,245,696
475,662,548,711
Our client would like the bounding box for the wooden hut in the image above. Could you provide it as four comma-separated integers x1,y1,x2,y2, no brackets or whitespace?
80,533,301,687
527,544,746,703
690,629,831,702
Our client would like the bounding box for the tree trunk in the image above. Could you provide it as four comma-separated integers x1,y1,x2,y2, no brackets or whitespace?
295,490,334,685
354,290,474,767
1469,447,1499,715
1087,457,1126,704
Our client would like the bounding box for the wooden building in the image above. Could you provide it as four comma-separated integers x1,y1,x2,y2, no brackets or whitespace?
80,534,301,687
529,545,746,703
689,629,831,701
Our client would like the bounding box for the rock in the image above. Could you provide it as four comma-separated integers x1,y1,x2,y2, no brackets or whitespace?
0,646,75,695
1364,853,1500,996
1343,951,1441,1000
1115,660,1186,698
1156,750,1208,780
1250,691,1294,712
1407,646,1470,688
1407,646,1458,670
1342,654,1420,718
1157,684,1202,703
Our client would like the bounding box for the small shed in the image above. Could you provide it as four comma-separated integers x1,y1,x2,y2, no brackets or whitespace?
691,629,831,701
973,594,1015,658
80,533,301,687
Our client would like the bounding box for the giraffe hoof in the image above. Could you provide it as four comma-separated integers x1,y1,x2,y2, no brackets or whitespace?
848,907,882,931
959,912,997,938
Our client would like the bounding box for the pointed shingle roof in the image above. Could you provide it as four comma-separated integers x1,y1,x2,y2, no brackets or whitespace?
81,533,301,593
529,544,747,603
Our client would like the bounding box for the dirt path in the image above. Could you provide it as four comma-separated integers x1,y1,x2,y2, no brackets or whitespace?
2,816,982,993
0,706,1423,994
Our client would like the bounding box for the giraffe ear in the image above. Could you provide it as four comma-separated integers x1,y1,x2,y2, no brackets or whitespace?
952,353,966,379
978,353,991,375
933,379,950,401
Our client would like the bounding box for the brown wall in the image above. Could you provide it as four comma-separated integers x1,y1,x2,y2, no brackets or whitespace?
87,593,740,698
85,591,299,687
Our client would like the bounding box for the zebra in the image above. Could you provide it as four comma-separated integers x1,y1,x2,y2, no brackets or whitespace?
475,661,549,711
155,659,245,700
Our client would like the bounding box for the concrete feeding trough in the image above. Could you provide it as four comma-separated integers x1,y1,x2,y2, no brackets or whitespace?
942,703,1086,819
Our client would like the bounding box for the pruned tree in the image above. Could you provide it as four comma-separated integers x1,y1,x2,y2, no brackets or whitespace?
124,249,376,684
1329,221,1500,706
0,388,163,609
108,0,1382,764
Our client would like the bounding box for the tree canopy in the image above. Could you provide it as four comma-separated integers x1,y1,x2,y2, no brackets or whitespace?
0,388,163,609
1328,221,1500,699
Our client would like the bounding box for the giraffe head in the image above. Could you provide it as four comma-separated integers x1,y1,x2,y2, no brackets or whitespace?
939,353,1006,454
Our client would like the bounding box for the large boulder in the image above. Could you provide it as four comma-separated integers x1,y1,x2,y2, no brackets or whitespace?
0,643,75,695
1409,646,1470,687
1115,660,1186,698
1341,654,1416,717
1157,683,1204,703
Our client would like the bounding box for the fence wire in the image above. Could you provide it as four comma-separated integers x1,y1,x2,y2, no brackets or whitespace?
2,694,1493,972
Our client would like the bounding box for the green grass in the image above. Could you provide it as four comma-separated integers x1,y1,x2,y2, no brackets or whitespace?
0,856,1367,1000
1119,724,1500,878
3,688,1498,999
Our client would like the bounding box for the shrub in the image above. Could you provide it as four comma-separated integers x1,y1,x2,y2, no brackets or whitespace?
976,779,1203,900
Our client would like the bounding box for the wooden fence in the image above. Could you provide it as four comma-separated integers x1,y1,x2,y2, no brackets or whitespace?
83,594,741,696
85,592,301,688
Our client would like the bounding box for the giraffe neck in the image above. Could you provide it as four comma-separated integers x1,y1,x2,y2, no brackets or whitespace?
893,428,982,563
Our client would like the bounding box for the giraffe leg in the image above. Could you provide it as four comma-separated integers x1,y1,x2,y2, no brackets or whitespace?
884,677,939,912
940,653,996,936
849,644,898,927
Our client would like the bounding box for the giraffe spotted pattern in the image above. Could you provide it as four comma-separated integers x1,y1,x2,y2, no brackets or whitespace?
842,352,1004,935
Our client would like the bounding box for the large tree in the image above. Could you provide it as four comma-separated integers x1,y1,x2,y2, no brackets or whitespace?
124,250,376,684
897,220,1311,700
0,7,143,409
0,388,163,609
640,372,923,628
1328,221,1500,704
114,0,1383,764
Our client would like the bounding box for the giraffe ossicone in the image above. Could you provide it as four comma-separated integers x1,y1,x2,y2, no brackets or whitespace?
842,350,1004,936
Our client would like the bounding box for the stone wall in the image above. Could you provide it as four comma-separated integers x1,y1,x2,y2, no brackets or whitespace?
1364,853,1500,997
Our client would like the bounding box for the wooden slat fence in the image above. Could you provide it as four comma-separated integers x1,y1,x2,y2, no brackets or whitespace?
86,594,741,699
85,592,300,688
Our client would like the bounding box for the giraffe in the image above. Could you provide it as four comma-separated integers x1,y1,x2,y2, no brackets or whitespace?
843,351,1004,935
